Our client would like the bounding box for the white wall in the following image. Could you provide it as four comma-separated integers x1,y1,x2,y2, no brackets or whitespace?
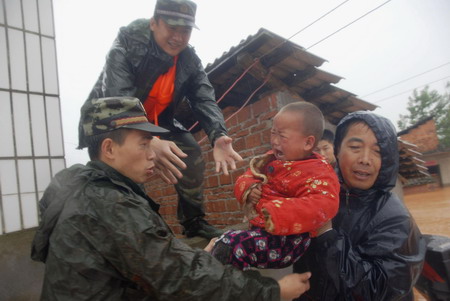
0,0,64,235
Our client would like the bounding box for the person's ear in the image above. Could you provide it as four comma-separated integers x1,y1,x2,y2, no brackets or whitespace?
304,135,315,151
150,17,157,31
101,138,115,160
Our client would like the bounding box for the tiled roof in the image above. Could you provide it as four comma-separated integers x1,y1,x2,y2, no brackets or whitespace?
185,28,429,182
204,28,377,125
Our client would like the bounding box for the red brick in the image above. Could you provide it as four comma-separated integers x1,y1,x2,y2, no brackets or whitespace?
159,206,168,215
231,168,245,182
205,150,214,162
163,186,176,196
239,156,251,165
209,200,226,212
159,199,177,207
171,225,183,235
399,119,439,153
252,97,271,117
240,150,254,159
254,146,271,156
207,175,219,187
233,137,246,152
261,128,272,144
204,202,214,212
207,193,220,202
259,111,277,121
228,125,240,136
225,115,238,128
242,118,258,130
236,106,252,123
150,189,163,198
160,205,177,215
234,128,250,138
226,199,240,211
245,133,262,149
219,173,232,185
251,120,271,134
216,192,233,200
207,213,221,219
269,94,278,107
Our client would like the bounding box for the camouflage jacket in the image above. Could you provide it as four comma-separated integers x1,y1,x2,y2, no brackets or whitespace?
80,18,227,148
31,161,280,300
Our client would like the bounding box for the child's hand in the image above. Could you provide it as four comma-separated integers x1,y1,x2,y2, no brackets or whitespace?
262,208,275,233
247,184,262,205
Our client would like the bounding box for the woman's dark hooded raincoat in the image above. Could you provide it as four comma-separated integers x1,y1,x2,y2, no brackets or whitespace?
294,111,426,300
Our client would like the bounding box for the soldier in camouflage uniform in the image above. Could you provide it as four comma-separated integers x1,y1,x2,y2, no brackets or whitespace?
78,0,242,239
32,96,312,300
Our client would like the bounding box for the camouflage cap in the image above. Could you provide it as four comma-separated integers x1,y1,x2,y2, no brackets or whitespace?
77,97,168,149
154,0,198,29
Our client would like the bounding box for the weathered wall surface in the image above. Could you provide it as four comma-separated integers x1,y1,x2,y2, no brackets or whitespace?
0,229,44,300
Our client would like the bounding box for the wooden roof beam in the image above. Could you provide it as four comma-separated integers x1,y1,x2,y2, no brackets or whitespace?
237,52,290,91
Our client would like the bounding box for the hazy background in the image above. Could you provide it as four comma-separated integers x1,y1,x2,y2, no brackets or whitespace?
52,0,450,166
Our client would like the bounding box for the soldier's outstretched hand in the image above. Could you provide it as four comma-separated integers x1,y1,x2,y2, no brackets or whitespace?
151,137,187,184
213,136,243,175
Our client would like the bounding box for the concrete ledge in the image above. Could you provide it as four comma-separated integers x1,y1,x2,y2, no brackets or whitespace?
0,228,44,301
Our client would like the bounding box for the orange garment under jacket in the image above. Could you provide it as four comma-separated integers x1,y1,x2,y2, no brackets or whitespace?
143,56,178,125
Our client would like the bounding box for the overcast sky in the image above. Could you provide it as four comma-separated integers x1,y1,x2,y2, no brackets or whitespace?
52,0,450,166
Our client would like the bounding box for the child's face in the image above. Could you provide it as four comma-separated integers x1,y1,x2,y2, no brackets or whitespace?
315,140,336,165
270,111,314,161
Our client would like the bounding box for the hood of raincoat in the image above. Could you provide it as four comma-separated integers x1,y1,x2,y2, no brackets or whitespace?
334,110,399,194
293,111,425,301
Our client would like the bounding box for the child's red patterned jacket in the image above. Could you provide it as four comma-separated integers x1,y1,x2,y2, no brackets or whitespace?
234,151,340,236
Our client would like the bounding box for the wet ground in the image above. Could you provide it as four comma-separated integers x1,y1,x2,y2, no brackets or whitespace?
403,186,450,300
404,186,450,238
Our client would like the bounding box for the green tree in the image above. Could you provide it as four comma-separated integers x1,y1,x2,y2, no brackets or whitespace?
398,82,450,148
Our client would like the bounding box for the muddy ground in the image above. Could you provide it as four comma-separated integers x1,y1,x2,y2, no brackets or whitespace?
404,186,450,300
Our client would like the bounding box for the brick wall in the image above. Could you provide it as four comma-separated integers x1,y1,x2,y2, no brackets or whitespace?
144,92,292,235
399,119,439,153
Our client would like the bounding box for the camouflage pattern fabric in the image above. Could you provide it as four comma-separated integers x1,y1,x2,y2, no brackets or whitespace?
31,161,281,300
79,96,167,148
166,131,206,223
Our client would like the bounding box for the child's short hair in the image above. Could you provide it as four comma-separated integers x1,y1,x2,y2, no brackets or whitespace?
321,129,335,144
279,101,324,145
